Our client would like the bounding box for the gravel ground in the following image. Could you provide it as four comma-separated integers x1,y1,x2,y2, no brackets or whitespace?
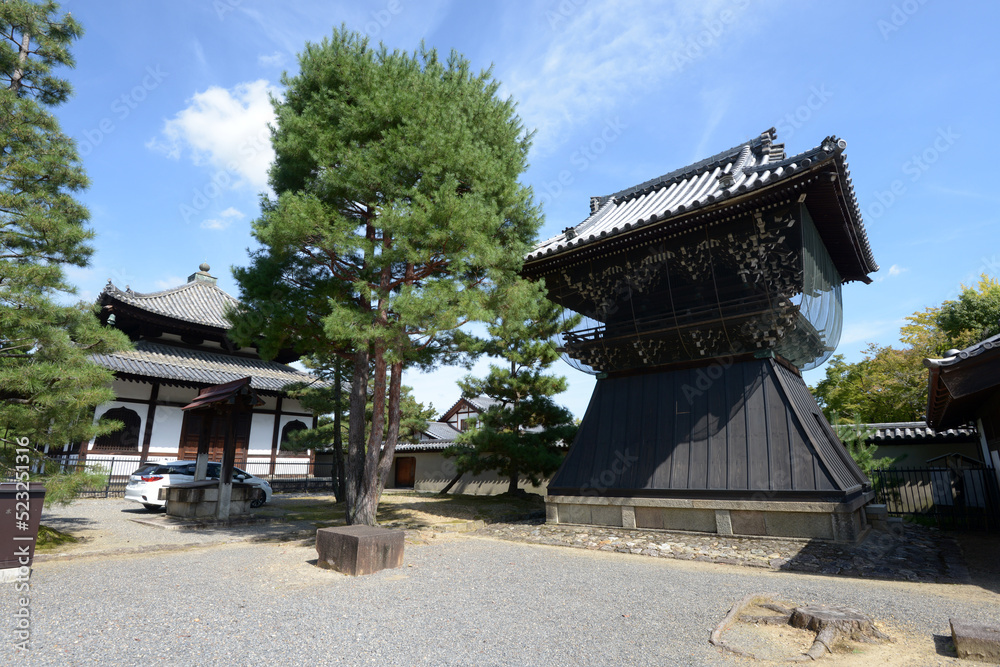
35,497,318,557
3,531,997,665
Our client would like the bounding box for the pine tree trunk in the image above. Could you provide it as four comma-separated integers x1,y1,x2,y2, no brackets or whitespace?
345,348,369,524
507,469,519,494
351,483,380,526
333,360,346,502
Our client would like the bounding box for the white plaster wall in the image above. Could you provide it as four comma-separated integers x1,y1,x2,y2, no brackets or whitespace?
258,395,279,411
113,380,152,401
386,451,549,495
248,413,276,455
871,443,984,467
148,405,184,454
157,384,198,404
281,398,310,416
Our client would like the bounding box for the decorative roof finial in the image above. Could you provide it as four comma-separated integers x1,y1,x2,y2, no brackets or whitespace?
188,262,218,285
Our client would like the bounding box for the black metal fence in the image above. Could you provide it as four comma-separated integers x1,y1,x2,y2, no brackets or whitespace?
871,465,1000,531
43,455,334,499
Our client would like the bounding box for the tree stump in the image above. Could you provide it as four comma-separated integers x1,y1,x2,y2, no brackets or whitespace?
789,605,890,659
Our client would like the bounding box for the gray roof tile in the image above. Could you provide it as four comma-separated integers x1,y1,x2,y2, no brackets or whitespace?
526,129,876,280
91,340,324,392
864,422,978,443
102,280,238,330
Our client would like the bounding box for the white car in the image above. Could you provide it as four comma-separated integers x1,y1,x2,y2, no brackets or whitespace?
124,460,273,511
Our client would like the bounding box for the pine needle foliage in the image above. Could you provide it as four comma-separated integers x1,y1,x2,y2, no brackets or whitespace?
0,0,130,462
444,284,578,494
230,28,540,524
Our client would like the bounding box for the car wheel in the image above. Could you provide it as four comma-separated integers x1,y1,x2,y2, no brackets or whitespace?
250,489,266,509
142,503,161,512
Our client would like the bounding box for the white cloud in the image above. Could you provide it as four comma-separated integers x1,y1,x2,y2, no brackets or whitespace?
838,319,902,347
154,275,186,290
876,264,909,282
201,206,246,231
501,0,757,155
258,51,287,68
148,80,278,191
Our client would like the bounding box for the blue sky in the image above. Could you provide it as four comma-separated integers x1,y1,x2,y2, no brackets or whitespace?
56,0,999,419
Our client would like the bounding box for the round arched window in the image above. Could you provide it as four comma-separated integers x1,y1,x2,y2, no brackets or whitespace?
280,420,308,450
93,407,142,451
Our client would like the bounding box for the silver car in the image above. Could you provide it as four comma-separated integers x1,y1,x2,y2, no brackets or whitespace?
124,460,273,510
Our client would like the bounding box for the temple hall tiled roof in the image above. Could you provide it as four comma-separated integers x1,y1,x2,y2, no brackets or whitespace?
525,128,877,283
91,340,324,393
101,268,238,330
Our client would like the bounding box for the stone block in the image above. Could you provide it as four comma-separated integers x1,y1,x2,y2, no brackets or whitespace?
766,511,835,540
715,510,733,535
730,510,766,536
558,503,592,525
951,618,1000,663
621,505,636,529
634,507,715,532
590,505,623,527
866,503,888,521
545,501,559,524
831,510,863,542
316,526,404,576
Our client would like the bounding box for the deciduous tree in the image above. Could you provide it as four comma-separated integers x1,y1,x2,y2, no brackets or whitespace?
811,275,1000,423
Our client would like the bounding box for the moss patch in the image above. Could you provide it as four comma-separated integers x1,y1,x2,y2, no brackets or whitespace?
35,524,80,551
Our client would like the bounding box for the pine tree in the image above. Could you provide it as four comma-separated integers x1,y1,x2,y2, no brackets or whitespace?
0,1,130,474
444,283,578,494
230,28,539,524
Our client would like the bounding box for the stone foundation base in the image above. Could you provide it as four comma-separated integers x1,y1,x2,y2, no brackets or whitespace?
316,526,404,576
163,482,254,518
545,493,874,543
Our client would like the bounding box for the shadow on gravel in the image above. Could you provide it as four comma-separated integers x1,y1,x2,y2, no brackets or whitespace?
951,531,1000,595
932,634,957,658
777,525,966,583
37,516,99,531
121,506,163,514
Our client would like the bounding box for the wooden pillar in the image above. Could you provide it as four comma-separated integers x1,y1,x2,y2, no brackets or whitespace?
193,411,212,482
140,382,159,463
217,404,240,521
269,395,283,476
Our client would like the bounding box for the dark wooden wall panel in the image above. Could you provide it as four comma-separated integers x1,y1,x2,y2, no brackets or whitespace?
727,361,749,490
746,364,769,490
766,373,792,490
707,369,728,489
547,358,869,500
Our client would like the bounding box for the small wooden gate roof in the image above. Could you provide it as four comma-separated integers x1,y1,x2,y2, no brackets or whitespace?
181,376,263,411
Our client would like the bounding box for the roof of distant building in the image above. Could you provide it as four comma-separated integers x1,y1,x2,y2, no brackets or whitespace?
422,422,462,441
863,422,978,444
